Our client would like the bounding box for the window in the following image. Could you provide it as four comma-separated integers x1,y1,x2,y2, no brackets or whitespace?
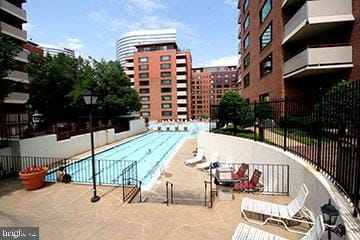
160,46,167,50
217,74,222,78
161,88,172,93
259,93,269,102
161,79,171,85
161,63,171,69
210,80,215,84
260,0,272,23
260,23,272,50
243,0,249,12
244,74,250,88
244,14,250,31
140,96,150,101
162,111,172,116
141,104,150,109
139,65,148,71
162,95,171,101
139,73,149,78
162,103,171,109
244,53,250,69
160,55,171,61
139,88,149,94
244,34,250,50
161,72,171,77
139,81,149,86
141,111,150,117
260,53,273,77
138,57,148,63
143,47,151,52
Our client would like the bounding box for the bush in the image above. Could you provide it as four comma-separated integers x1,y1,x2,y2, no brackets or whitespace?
278,115,315,129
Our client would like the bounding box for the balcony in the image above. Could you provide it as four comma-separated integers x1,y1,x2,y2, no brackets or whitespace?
124,70,134,76
176,59,186,64
177,114,187,119
0,21,27,42
176,75,186,81
283,45,353,79
238,25,241,40
14,50,28,63
283,0,354,44
177,99,187,104
238,10,241,23
6,70,29,83
124,62,134,68
177,91,187,97
177,107,187,112
176,67,186,72
282,0,305,9
4,92,29,104
0,0,27,22
176,83,187,89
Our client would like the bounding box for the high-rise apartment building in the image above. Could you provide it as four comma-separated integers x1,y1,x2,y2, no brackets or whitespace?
116,29,176,66
0,0,28,107
124,41,192,121
238,0,359,101
41,47,75,57
191,66,239,119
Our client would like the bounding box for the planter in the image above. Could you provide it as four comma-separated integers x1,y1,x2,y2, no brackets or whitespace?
19,167,48,191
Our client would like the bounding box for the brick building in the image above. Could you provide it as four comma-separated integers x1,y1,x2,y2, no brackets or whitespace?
238,0,360,101
124,42,192,121
191,66,239,119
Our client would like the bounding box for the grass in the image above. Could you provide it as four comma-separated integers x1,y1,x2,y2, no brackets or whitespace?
270,127,317,146
213,127,257,140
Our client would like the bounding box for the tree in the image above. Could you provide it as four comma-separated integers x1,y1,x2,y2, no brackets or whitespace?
254,101,273,121
0,33,21,100
218,91,254,130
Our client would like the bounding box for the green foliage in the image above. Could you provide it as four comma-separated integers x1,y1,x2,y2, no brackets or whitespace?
0,33,21,100
28,54,140,124
254,101,273,120
218,91,254,129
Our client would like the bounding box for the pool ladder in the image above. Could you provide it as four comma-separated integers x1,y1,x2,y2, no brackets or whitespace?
166,181,174,206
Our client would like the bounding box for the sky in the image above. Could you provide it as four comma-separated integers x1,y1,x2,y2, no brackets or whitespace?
24,0,239,67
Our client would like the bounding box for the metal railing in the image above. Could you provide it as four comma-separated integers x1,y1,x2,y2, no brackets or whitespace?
166,181,174,206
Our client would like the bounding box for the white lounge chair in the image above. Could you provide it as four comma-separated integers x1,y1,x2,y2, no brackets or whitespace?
184,148,205,165
232,215,324,240
196,152,219,169
241,184,312,234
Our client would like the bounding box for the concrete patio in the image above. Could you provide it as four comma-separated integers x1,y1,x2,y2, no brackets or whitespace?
0,139,303,240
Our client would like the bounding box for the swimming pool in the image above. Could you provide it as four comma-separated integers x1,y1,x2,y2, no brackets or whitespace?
46,122,208,188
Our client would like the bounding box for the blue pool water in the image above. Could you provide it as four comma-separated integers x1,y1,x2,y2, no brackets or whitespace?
47,122,208,188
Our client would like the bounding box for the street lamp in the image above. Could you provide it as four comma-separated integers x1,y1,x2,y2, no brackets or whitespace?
83,90,100,203
320,199,346,239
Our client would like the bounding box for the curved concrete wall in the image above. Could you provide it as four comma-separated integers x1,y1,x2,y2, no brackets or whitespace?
198,132,359,239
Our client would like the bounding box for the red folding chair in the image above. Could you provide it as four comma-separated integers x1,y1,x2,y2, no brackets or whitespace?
233,169,262,191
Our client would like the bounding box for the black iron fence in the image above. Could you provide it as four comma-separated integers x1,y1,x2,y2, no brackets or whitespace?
211,81,360,216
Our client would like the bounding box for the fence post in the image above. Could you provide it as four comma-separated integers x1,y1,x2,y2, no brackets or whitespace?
98,159,101,186
316,94,323,171
284,97,288,151
253,101,257,141
354,131,360,217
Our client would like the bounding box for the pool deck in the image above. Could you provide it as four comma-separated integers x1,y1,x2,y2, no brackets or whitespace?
0,139,303,240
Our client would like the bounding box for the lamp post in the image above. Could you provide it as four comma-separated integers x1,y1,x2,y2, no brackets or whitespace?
83,90,100,203
320,199,346,239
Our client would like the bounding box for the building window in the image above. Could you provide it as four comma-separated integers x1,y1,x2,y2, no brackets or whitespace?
162,111,172,116
162,103,171,109
160,63,171,69
141,104,150,109
140,96,150,101
143,47,151,52
160,55,171,61
139,81,149,86
260,0,272,23
161,72,171,77
244,74,250,88
162,95,171,101
260,23,272,50
139,73,149,78
260,53,273,77
160,46,167,50
244,53,250,69
243,0,249,13
161,79,171,85
141,111,150,117
259,93,269,102
244,14,250,32
244,34,250,50
161,88,172,93
139,88,149,94
138,57,148,63
139,65,149,71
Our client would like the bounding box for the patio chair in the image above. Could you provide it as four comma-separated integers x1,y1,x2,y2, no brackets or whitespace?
232,215,324,240
233,169,261,192
232,163,249,181
240,184,312,235
184,148,205,165
196,152,219,169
